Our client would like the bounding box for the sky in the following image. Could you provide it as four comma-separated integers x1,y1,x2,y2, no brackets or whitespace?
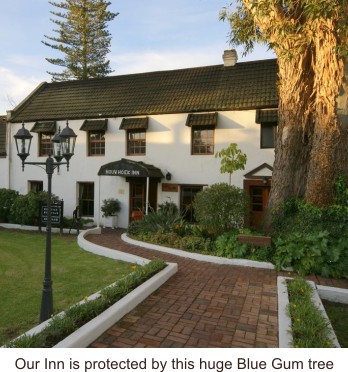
0,0,275,115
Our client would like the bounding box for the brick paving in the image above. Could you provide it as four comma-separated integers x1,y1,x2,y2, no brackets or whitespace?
87,229,348,348
88,229,279,348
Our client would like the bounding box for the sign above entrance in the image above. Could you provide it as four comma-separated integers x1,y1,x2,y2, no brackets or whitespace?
98,158,164,178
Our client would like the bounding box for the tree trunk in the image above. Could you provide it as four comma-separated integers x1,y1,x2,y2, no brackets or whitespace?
264,51,314,226
305,20,348,205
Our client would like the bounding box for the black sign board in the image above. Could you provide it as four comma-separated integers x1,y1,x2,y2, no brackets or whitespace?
39,200,64,232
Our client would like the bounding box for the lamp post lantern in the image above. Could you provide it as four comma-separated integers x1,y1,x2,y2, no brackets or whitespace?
14,120,77,322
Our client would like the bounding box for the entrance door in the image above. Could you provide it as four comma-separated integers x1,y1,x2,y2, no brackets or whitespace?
129,179,158,222
249,185,270,228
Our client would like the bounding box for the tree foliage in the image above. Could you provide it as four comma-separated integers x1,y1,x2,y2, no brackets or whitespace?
215,143,247,185
43,0,118,81
221,1,348,223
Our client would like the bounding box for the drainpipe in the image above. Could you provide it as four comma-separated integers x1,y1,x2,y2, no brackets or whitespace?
145,177,150,215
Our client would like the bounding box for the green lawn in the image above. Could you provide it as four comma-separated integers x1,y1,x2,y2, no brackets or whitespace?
0,228,133,345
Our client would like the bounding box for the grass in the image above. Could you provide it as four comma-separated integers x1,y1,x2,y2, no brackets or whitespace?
287,277,334,348
322,300,348,347
0,228,133,346
6,260,167,348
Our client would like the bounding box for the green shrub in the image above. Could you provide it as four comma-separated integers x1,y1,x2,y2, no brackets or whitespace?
128,201,184,235
0,188,19,222
179,235,214,252
274,231,348,278
9,191,59,226
193,183,249,237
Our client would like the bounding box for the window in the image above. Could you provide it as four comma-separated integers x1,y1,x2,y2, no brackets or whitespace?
127,130,146,155
88,130,105,156
119,117,148,156
186,113,217,155
29,181,43,193
30,121,56,157
78,182,94,217
192,126,214,155
79,119,107,156
261,123,277,148
39,133,53,156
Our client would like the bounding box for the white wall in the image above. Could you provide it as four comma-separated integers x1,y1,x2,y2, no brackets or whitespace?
9,111,274,228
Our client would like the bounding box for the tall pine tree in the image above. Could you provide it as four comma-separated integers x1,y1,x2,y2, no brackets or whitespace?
43,0,118,81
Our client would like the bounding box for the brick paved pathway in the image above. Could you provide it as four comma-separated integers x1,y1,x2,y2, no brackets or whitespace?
87,230,279,348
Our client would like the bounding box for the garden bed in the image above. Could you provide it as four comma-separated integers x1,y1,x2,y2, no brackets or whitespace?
277,276,348,348
5,260,177,348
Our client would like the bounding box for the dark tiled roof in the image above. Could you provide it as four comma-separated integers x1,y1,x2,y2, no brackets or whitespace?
9,59,278,123
186,112,217,127
0,116,7,157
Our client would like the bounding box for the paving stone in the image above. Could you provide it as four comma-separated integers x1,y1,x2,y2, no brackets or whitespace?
87,229,348,348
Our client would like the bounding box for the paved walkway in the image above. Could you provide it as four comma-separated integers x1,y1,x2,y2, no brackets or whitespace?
87,229,348,348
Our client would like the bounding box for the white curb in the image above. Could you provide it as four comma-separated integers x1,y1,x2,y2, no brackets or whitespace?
278,276,344,348
54,262,178,348
78,228,149,265
122,233,276,270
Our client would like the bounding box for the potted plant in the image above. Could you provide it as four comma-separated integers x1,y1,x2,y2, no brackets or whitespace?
101,198,121,228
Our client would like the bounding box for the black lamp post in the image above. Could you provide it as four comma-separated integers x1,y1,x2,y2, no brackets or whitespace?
14,120,77,322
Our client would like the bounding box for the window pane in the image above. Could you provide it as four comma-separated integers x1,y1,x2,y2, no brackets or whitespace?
89,131,105,156
127,130,146,155
79,183,94,216
192,127,214,155
40,133,52,156
261,124,276,148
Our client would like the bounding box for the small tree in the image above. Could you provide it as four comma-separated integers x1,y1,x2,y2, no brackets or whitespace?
215,143,247,185
193,183,249,237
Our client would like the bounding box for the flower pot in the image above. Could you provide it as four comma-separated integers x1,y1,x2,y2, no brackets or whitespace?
103,215,117,229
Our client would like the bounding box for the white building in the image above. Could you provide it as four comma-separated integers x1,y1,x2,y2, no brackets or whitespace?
5,51,278,228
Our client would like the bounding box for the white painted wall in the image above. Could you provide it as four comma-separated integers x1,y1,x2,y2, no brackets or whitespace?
9,111,274,228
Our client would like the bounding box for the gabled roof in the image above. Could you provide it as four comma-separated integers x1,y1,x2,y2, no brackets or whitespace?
9,59,278,123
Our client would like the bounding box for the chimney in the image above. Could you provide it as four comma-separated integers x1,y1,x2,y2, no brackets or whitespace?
223,49,238,67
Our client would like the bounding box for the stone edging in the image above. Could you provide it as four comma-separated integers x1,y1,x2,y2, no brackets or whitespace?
277,276,345,348
122,233,276,270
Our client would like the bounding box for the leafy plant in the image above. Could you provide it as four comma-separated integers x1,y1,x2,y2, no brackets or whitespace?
0,188,19,222
9,191,59,226
101,198,121,217
215,143,247,185
193,183,249,237
128,202,184,234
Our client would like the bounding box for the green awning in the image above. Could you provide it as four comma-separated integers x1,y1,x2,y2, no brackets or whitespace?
80,119,108,131
119,117,148,130
98,158,164,178
185,112,218,127
30,121,56,133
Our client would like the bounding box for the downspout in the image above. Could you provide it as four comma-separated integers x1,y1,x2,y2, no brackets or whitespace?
6,111,12,189
145,176,150,215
